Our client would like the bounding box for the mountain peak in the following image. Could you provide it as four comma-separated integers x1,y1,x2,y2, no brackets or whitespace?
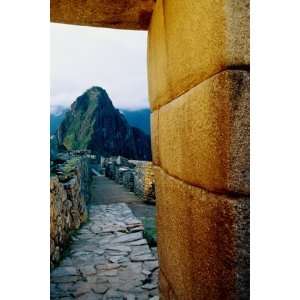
85,86,111,103
86,86,106,95
71,86,113,112
58,88,151,160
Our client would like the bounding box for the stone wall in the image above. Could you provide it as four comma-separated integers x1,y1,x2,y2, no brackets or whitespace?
122,170,135,192
102,156,156,204
148,0,250,299
133,161,156,204
50,153,91,268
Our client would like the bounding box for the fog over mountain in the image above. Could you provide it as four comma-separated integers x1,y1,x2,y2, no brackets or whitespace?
51,24,148,110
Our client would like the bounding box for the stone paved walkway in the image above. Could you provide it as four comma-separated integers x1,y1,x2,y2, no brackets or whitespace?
91,176,156,220
51,189,159,300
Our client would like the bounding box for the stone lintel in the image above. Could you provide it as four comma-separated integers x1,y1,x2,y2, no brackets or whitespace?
51,0,155,30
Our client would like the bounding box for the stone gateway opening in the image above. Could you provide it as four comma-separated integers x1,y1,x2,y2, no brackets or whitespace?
50,0,250,299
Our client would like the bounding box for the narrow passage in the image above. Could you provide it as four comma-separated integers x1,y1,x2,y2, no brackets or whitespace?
51,175,159,300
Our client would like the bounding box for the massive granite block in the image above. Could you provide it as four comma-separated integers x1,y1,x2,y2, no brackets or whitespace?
147,0,171,106
153,70,249,195
51,0,155,30
148,0,250,109
155,167,249,300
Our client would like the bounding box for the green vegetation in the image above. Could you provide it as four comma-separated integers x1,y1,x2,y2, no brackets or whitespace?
63,97,97,150
57,86,152,160
51,157,81,183
62,157,80,174
141,217,157,247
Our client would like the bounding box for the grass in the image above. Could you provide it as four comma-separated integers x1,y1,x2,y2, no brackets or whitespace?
61,157,80,176
141,217,157,247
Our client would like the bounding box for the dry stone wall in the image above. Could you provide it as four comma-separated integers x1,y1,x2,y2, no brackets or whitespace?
123,170,135,192
133,162,156,204
101,156,156,204
50,153,91,268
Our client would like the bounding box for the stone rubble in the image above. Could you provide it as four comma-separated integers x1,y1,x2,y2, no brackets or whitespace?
51,203,159,299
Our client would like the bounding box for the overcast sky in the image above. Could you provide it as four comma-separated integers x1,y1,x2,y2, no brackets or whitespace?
51,24,149,110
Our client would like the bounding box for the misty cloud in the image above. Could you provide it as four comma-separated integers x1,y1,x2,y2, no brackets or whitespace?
51,24,149,110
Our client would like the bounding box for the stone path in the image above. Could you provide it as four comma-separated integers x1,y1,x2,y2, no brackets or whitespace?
91,176,156,220
51,198,159,299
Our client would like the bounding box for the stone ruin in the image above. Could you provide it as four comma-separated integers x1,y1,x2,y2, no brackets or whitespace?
51,0,250,298
101,156,156,205
50,151,93,268
50,152,155,270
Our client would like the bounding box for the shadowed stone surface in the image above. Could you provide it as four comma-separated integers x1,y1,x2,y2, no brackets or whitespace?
155,166,249,300
51,0,155,30
50,154,90,268
151,70,250,195
51,177,159,299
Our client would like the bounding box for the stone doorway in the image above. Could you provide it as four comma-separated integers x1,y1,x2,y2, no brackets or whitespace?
51,0,250,299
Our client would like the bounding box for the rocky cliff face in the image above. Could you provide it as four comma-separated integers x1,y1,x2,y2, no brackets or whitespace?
58,87,152,161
